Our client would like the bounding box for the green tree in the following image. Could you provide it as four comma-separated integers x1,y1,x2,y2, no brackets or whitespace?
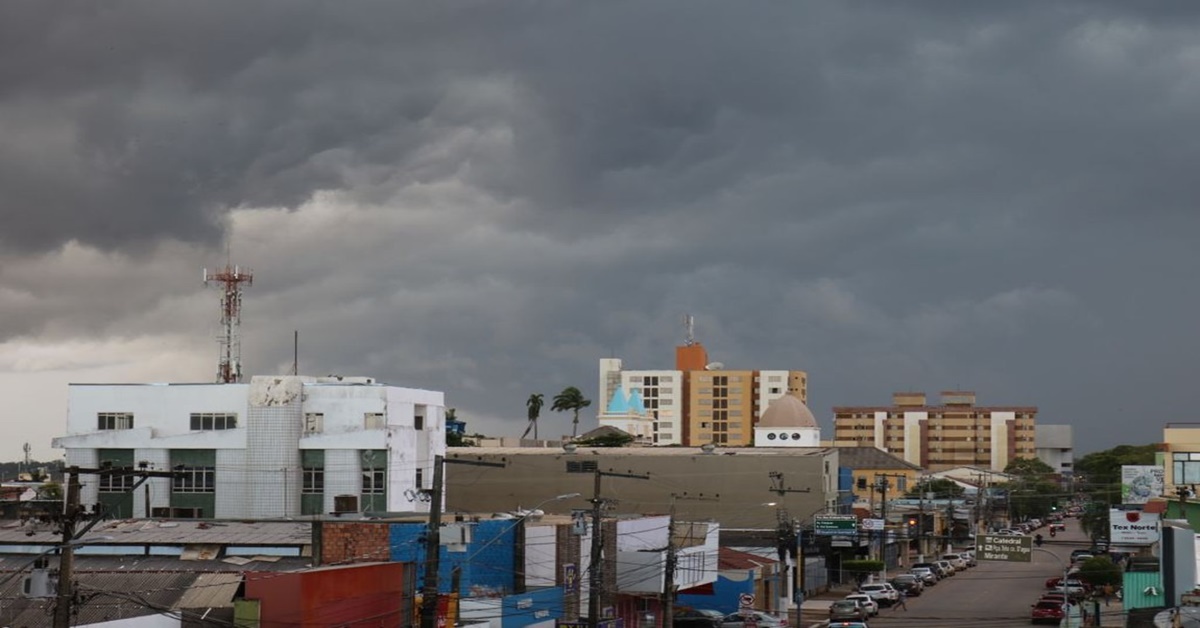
522,393,544,440
1077,556,1122,588
1005,457,1056,477
552,386,592,439
904,478,964,500
37,481,62,500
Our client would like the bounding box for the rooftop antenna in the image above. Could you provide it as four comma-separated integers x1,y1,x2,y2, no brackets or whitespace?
683,314,695,346
292,330,299,376
204,259,253,383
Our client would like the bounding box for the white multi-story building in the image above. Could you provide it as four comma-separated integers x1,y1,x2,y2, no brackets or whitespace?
1035,424,1074,477
51,375,445,519
598,359,684,445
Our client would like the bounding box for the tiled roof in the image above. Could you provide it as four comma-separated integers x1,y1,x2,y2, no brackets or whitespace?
835,446,922,471
719,546,777,570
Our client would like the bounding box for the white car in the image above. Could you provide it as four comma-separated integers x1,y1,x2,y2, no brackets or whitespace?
942,553,967,570
843,593,879,617
858,583,899,606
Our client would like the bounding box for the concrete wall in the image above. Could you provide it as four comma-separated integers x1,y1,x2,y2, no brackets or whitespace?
445,448,836,530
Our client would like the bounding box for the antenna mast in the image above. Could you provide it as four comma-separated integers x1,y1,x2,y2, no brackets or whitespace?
204,263,253,383
683,314,695,346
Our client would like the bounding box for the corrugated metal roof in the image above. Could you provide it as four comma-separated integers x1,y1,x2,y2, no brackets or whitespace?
176,572,243,609
0,518,312,547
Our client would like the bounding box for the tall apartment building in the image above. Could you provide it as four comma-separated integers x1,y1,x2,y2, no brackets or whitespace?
832,391,1036,471
597,341,808,446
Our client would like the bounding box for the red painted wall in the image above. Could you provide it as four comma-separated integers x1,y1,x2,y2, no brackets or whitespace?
245,562,411,627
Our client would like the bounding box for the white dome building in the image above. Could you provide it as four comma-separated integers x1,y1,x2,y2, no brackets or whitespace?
754,394,821,447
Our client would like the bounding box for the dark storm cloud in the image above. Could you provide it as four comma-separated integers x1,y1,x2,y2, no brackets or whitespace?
4,1,1200,456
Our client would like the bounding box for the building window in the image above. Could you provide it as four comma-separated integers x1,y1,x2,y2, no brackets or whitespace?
566,460,599,473
302,467,324,494
173,467,216,493
304,413,324,434
364,413,386,429
362,468,386,494
415,467,424,489
190,413,238,431
97,413,134,430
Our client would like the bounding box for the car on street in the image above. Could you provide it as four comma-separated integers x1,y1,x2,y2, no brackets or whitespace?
1069,549,1094,562
843,593,879,616
910,566,938,585
720,611,786,628
858,583,898,606
935,560,957,576
673,608,724,628
828,600,868,622
1031,600,1066,624
827,623,869,628
890,573,924,596
942,553,967,570
912,562,948,579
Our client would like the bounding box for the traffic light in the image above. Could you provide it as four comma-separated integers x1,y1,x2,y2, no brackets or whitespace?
906,516,919,536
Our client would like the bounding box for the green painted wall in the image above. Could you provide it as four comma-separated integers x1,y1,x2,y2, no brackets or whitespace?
1123,571,1164,610
169,449,216,518
97,449,134,518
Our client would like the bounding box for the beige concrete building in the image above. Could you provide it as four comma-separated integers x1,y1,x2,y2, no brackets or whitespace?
599,338,808,446
444,446,840,530
832,391,1037,472
1163,423,1200,488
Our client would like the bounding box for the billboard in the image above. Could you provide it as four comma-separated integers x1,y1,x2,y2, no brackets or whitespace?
1121,465,1165,504
1110,509,1161,546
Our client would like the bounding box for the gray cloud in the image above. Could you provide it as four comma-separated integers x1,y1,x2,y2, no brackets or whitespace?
2,1,1199,458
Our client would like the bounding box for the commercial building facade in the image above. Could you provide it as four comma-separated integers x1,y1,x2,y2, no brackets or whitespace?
52,375,445,519
832,391,1037,472
597,340,808,447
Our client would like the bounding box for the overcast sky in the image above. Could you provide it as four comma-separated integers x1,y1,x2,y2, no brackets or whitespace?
2,1,1196,461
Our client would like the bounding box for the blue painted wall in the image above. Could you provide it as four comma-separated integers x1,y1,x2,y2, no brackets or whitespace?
501,586,564,628
675,570,754,615
389,519,518,596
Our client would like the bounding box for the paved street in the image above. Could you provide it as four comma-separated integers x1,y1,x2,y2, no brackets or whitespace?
806,519,1126,627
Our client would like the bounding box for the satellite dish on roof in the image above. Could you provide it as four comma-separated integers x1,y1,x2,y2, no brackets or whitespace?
705,362,724,370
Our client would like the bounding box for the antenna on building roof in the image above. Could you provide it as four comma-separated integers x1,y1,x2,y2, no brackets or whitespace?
683,314,695,346
204,261,253,383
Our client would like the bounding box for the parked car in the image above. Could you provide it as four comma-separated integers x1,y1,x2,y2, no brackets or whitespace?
935,560,957,576
942,553,967,570
959,550,977,567
827,623,869,628
859,583,898,606
1031,600,1065,624
828,600,868,622
843,593,879,617
720,611,786,628
910,566,938,585
912,562,947,579
673,608,724,628
890,573,924,596
1069,549,1094,562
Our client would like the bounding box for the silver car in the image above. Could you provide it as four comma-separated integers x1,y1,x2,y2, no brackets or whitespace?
720,611,786,628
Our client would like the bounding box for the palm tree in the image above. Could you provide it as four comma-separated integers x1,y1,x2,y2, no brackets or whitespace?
522,393,544,440
552,386,592,439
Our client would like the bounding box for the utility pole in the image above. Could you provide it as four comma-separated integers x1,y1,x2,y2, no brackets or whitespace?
588,468,650,628
662,493,718,628
51,465,182,628
768,471,811,618
421,456,506,628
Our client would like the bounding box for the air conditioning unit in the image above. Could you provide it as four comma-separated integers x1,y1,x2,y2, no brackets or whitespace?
334,494,360,514
22,567,55,598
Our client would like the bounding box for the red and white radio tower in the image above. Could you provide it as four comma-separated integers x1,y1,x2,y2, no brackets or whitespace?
204,264,253,383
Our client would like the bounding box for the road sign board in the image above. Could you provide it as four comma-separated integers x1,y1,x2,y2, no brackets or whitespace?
860,518,885,531
977,534,1032,562
814,515,858,536
739,593,755,608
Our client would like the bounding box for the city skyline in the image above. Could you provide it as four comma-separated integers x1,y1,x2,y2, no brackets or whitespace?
2,2,1195,460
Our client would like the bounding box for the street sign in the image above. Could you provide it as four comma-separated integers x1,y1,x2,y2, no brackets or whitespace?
739,593,755,608
860,518,885,531
814,515,858,536
977,534,1032,562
